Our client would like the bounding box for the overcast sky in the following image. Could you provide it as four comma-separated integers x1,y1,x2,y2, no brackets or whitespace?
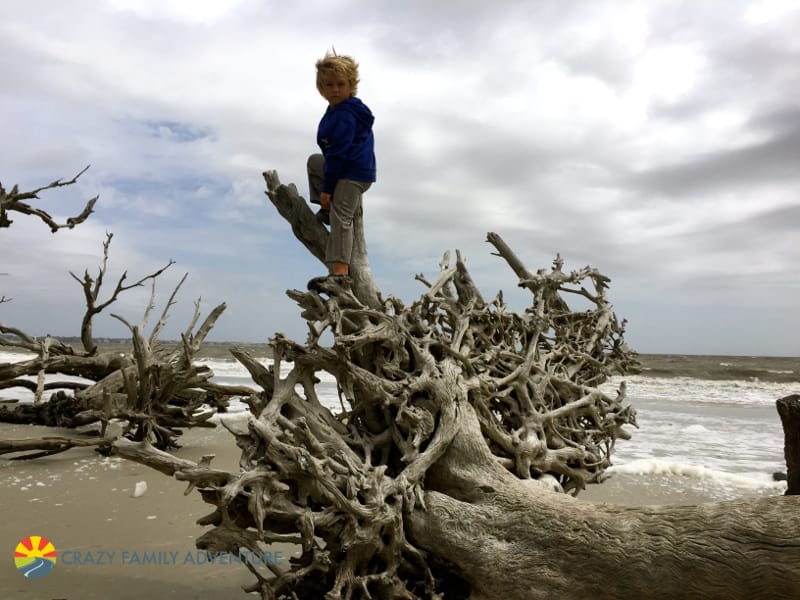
1,0,798,356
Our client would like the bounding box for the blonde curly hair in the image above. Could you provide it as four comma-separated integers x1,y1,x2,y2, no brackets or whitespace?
315,50,360,97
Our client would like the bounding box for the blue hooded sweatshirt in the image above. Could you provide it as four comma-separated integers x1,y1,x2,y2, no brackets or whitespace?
316,97,376,194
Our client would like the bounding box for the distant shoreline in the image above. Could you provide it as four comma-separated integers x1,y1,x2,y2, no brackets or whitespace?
1,338,797,383
3,335,799,358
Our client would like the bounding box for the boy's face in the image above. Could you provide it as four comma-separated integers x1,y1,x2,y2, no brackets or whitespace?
320,72,352,107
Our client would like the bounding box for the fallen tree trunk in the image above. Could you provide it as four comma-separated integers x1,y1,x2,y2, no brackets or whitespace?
0,213,252,438
1,171,259,458
409,402,800,600
0,391,92,427
0,352,131,385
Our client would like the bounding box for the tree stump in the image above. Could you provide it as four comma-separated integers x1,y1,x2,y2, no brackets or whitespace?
777,394,800,495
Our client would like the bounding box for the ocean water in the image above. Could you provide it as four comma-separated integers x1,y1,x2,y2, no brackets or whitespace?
598,373,795,500
2,350,798,502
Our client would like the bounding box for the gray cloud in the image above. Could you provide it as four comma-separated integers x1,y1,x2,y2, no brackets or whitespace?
626,118,800,196
1,0,798,355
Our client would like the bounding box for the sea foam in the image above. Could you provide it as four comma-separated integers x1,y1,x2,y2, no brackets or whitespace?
607,458,786,494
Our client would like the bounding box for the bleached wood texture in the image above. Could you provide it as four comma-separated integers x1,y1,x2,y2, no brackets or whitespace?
1,229,250,453
3,167,797,598
114,171,800,599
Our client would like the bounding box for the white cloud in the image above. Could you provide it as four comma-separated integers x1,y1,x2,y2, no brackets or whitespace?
106,0,254,24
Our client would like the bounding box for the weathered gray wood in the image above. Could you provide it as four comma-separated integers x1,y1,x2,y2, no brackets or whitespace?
6,165,798,599
0,239,245,447
777,394,800,495
410,401,800,600
71,232,175,355
207,169,796,599
262,169,382,309
0,165,96,231
0,169,252,449
0,434,112,459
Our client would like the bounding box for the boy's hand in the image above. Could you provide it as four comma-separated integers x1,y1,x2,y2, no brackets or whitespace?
320,193,332,210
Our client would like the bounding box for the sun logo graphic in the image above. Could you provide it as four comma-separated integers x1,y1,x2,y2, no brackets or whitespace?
14,536,57,578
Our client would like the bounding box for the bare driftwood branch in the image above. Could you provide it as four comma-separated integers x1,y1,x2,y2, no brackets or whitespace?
0,435,113,460
0,166,96,232
71,232,175,354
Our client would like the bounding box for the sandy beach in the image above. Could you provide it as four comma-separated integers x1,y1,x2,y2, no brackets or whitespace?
0,413,786,599
0,421,297,599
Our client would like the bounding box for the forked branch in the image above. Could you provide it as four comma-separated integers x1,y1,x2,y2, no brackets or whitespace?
0,165,96,232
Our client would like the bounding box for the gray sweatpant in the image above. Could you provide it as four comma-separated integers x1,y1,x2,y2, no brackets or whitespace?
307,153,371,267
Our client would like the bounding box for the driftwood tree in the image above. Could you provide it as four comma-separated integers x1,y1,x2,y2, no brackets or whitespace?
0,259,234,453
0,173,249,456
111,171,800,600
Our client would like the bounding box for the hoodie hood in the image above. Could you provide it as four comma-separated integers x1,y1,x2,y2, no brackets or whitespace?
336,97,375,128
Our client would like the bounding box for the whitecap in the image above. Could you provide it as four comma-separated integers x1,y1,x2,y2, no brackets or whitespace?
607,458,786,493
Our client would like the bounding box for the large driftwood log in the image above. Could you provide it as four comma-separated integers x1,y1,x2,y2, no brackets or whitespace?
110,170,800,599
409,401,800,599
0,299,237,451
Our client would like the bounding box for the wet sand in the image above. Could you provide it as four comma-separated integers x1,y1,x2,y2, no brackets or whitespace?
0,418,777,599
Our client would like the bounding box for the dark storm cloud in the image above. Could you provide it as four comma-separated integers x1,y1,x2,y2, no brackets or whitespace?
677,203,800,252
625,115,800,197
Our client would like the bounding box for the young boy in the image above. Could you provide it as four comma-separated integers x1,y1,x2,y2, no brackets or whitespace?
307,51,376,291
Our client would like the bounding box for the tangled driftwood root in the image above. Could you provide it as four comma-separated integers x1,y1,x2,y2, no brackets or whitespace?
113,170,800,599
114,203,647,599
5,166,798,598
1,234,249,455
